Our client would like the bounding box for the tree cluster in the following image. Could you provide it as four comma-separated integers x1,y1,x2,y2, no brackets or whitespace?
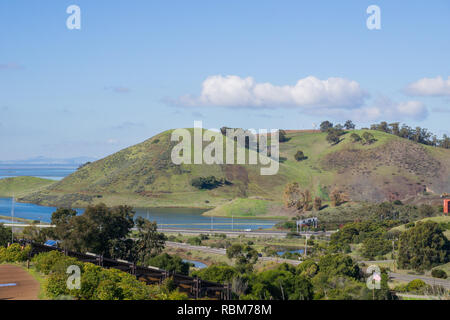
191,176,231,190
397,221,449,271
283,183,321,212
32,250,187,300
44,204,166,265
370,121,449,148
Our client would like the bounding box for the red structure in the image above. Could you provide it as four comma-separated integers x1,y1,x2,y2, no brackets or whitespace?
444,199,450,215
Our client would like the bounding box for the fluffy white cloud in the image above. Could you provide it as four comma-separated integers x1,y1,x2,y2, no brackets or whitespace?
405,76,450,96
173,75,428,122
177,75,368,109
341,99,428,121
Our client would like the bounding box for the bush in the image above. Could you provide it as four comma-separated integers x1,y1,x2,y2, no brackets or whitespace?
326,131,340,145
362,132,376,144
350,133,361,143
0,244,31,263
191,176,230,190
192,264,237,283
146,253,190,275
406,279,427,292
431,269,447,279
294,151,307,161
279,130,289,142
187,236,202,246
33,251,70,275
0,224,12,247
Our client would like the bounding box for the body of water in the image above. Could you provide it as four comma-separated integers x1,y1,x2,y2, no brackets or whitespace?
0,165,279,230
134,208,278,230
0,164,77,181
276,249,304,256
0,198,278,230
0,198,84,222
183,259,207,269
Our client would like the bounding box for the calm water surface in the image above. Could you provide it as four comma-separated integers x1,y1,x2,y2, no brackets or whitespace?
0,166,279,230
0,198,278,230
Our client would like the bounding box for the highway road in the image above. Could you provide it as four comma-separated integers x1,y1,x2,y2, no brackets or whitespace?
388,272,450,290
158,227,333,238
166,241,302,265
2,223,333,239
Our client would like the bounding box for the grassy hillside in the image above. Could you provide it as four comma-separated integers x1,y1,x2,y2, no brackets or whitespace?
0,176,55,197
19,129,450,214
391,215,450,238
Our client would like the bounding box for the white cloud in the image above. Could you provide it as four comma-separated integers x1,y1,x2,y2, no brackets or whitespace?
177,75,368,109
405,76,450,96
340,98,428,121
172,75,428,122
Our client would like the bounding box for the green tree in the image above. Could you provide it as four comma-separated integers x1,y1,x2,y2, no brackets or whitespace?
50,207,77,244
326,131,340,145
317,254,360,279
350,133,361,143
146,253,190,275
226,244,258,273
0,224,12,247
344,120,355,130
294,150,307,161
192,264,237,283
52,204,135,258
362,132,376,144
320,121,333,132
21,225,47,243
278,129,289,142
361,236,391,259
398,221,449,271
134,217,167,264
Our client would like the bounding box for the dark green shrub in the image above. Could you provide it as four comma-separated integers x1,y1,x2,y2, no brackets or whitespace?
406,279,427,292
191,176,230,190
294,150,307,161
431,269,447,279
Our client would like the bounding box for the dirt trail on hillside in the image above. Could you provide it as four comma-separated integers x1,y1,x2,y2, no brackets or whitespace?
0,264,40,300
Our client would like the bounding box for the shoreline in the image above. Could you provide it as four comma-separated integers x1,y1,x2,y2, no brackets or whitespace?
1,197,283,222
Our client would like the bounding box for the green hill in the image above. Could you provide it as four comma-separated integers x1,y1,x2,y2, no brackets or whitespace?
19,129,450,217
0,176,55,197
391,215,450,238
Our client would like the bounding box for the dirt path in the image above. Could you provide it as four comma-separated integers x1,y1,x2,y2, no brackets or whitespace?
0,264,40,300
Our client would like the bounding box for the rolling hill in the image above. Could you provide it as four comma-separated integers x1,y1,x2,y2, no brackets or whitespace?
19,129,450,217
0,176,56,198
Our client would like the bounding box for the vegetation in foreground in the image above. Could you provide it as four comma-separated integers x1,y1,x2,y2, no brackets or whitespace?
2,201,448,300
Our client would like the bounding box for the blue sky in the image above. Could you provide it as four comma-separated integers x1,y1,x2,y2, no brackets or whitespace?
1,0,449,160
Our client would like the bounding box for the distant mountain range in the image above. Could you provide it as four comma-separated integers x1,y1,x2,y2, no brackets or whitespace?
0,156,97,165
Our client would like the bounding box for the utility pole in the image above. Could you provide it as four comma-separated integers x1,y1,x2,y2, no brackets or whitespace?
11,195,15,244
231,214,233,231
304,234,308,257
392,238,397,272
